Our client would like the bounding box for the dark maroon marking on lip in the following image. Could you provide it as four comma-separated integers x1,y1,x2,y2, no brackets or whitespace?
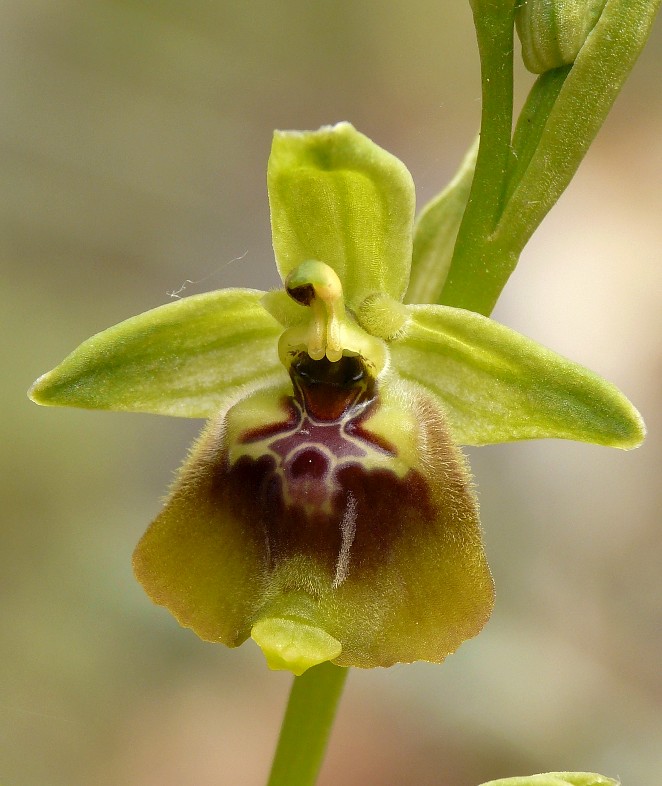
215,451,435,580
223,351,414,565
237,354,399,510
289,447,329,479
284,447,332,507
269,417,366,462
239,397,300,444
333,463,434,574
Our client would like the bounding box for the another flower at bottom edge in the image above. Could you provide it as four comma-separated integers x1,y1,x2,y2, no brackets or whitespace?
29,122,644,675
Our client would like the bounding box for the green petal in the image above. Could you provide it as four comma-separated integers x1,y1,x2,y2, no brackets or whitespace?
268,122,415,309
479,774,619,786
405,136,478,306
29,289,287,418
390,305,645,448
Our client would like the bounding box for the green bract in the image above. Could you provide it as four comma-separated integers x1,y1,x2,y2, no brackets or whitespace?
30,123,644,675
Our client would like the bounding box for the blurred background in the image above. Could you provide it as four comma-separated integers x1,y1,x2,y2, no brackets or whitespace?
2,2,661,784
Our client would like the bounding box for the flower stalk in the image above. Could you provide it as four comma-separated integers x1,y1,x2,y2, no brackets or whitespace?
267,663,348,786
437,0,516,316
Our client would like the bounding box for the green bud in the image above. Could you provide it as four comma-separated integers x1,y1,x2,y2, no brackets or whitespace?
515,0,607,73
479,773,619,786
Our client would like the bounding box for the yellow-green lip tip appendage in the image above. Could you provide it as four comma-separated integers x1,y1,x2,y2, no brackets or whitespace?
251,618,342,676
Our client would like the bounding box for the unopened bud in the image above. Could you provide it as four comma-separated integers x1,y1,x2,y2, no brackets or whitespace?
515,0,607,73
479,771,619,786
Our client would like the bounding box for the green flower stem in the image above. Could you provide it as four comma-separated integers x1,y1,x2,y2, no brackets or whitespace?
503,66,571,206
438,0,516,316
437,67,570,317
267,662,349,786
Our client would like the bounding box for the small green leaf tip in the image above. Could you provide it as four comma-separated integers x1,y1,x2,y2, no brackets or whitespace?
251,618,342,676
32,122,646,672
479,773,619,786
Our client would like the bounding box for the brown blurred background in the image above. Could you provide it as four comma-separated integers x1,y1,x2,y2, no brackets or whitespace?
3,2,661,785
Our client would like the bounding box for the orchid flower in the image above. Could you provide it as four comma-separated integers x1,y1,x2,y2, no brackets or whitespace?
29,122,644,676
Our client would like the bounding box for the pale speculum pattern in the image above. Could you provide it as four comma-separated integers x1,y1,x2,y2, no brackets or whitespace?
231,355,399,585
237,356,395,514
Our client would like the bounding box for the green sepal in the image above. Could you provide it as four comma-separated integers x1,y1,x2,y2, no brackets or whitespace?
390,305,645,448
268,122,415,309
405,136,478,306
479,774,619,786
29,289,287,418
